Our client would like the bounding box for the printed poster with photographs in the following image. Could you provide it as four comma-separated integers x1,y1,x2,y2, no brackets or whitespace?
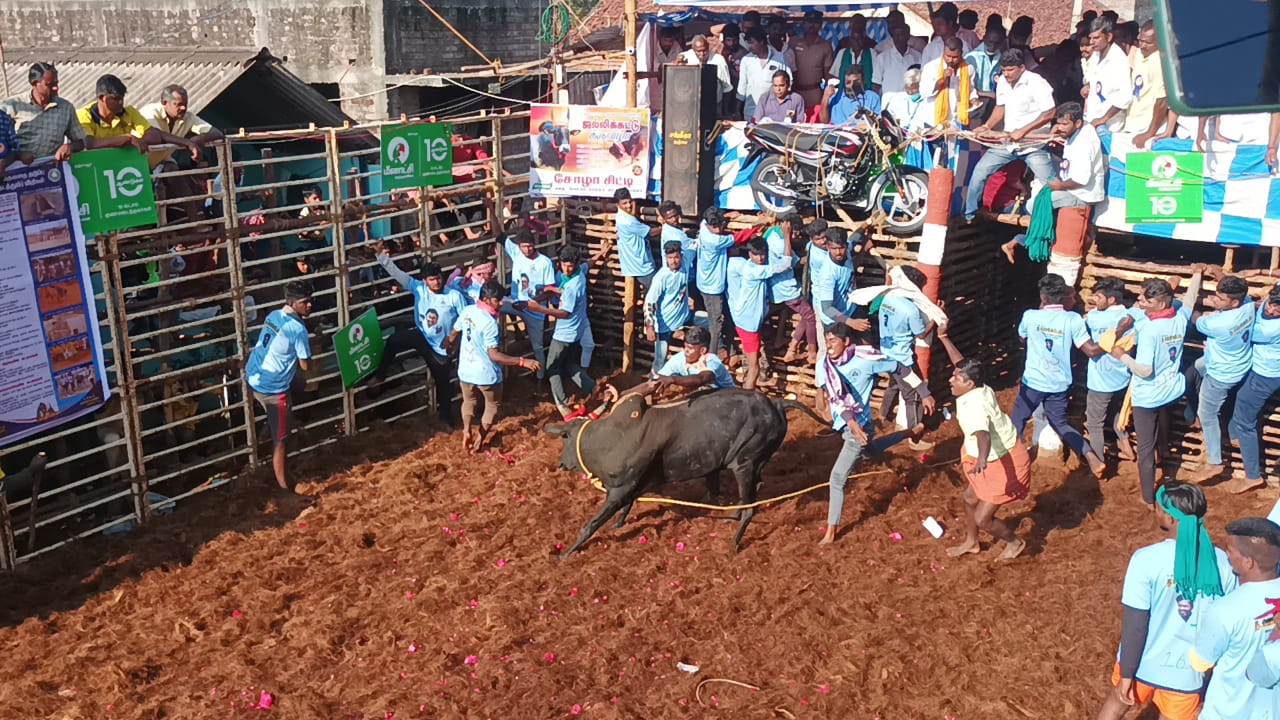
528,104,652,199
0,161,110,448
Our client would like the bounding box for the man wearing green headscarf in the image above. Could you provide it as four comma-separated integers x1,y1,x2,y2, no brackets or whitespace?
1097,483,1236,720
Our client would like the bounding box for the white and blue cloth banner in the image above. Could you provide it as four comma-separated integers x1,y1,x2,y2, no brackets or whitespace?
1095,133,1279,246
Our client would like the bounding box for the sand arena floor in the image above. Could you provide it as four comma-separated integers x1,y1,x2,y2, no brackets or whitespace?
0,383,1274,719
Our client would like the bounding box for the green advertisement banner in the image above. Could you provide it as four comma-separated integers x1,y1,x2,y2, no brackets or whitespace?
1124,151,1205,224
333,308,385,389
70,148,159,235
381,122,454,190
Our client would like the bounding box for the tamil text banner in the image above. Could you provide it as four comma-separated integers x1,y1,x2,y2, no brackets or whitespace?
0,161,110,447
529,104,651,198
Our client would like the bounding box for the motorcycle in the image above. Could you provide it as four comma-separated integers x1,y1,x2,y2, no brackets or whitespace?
743,110,929,235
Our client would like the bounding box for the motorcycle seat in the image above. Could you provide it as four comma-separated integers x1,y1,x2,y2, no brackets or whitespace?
748,123,862,154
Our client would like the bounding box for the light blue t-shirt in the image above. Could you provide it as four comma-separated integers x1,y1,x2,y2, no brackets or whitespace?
727,256,791,333
695,222,736,295
456,305,502,386
661,222,697,282
503,238,556,302
1246,641,1280,703
1195,577,1280,720
764,226,801,303
553,265,589,343
1085,306,1134,393
658,352,735,389
246,308,311,395
820,351,899,431
404,280,468,355
811,252,855,327
1197,303,1256,385
1017,307,1089,394
645,264,690,334
1119,539,1238,692
1251,307,1280,379
614,210,656,277
1132,309,1190,409
878,295,925,366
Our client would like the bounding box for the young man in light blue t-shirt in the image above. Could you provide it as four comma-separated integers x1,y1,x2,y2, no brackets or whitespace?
1190,517,1280,720
1083,278,1137,462
648,325,736,391
1098,482,1235,720
371,251,468,424
726,236,792,389
245,281,313,490
1012,273,1107,478
456,280,540,452
602,187,657,289
498,227,556,376
1186,274,1255,484
644,241,693,371
695,207,739,356
527,245,595,417
1226,286,1280,495
1111,271,1201,505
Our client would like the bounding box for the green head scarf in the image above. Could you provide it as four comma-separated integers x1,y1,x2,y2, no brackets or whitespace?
1156,485,1224,601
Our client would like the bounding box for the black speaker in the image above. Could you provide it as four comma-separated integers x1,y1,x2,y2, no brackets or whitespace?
661,64,718,214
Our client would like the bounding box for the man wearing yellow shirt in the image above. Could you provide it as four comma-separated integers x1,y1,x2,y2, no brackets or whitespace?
1125,22,1171,150
77,74,199,158
139,84,224,223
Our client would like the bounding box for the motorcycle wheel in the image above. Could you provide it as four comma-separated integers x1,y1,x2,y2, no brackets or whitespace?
874,169,930,236
750,157,802,214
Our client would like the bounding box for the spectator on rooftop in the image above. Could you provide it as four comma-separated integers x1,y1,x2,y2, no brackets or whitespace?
0,62,86,161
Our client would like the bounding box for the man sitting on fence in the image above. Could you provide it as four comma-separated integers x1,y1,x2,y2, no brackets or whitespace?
244,281,314,492
139,84,225,225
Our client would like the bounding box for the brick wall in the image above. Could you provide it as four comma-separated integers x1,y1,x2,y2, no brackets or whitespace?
383,0,548,75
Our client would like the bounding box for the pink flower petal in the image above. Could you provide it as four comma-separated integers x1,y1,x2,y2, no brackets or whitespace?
571,704,583,715
256,690,274,709
889,532,903,542
637,535,648,545
407,643,418,654
675,542,686,553
569,587,578,597
463,655,478,665
544,652,556,662
818,684,830,694
495,558,507,568
231,610,243,618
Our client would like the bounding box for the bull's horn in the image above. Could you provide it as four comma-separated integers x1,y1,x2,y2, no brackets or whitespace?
544,422,566,437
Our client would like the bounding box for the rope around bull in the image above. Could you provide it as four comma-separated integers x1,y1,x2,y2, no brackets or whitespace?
573,416,906,512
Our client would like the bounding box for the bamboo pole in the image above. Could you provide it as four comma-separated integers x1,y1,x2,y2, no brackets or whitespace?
328,129,357,438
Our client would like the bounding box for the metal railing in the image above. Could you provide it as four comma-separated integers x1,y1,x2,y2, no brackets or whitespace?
0,109,562,568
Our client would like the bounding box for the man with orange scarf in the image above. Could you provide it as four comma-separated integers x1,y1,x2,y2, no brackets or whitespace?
922,37,979,130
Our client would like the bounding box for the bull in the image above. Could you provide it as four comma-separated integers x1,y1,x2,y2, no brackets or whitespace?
544,389,826,556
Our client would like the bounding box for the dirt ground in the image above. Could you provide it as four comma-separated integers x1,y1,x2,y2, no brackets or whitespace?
1,382,1277,720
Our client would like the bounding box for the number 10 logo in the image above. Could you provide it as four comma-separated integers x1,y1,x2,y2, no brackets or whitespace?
102,166,145,199
1149,196,1179,217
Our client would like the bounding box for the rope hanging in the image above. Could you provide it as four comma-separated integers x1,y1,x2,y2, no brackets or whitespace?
538,3,574,45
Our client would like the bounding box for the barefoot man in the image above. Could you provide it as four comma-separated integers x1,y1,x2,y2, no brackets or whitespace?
456,280,541,452
938,322,1031,559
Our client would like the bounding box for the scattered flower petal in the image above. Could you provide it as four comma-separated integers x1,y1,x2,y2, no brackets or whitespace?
231,610,243,618
256,691,274,709
464,655,478,665
571,704,583,715
675,542,686,553
889,532,903,542
637,535,648,545
544,652,556,662
407,643,418,654
495,558,507,568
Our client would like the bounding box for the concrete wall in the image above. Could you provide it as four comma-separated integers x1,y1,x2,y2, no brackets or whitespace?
1,0,388,121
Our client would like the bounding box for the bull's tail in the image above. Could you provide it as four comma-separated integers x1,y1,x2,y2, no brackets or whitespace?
775,399,829,427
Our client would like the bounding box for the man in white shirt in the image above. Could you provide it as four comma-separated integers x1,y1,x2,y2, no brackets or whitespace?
964,49,1059,222
873,23,922,106
738,27,792,121
921,37,979,129
921,5,972,68
1083,16,1132,131
1125,21,1169,149
647,26,686,112
1050,102,1106,209
677,35,733,109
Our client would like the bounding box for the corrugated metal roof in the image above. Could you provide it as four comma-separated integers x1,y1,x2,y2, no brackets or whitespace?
0,47,259,112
